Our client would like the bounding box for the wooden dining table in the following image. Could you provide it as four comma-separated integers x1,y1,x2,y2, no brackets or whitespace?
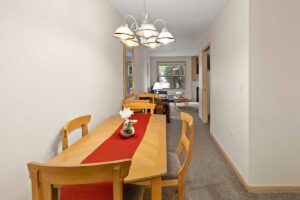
48,114,167,200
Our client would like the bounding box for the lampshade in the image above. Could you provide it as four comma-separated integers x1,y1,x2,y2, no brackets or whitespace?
156,28,175,44
113,24,134,40
142,36,162,48
121,36,139,47
153,82,163,90
136,22,159,38
113,4,175,48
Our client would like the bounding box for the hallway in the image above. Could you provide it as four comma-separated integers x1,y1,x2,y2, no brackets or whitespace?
145,103,300,200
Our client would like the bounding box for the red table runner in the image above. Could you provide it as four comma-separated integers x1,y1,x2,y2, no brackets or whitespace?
61,114,151,200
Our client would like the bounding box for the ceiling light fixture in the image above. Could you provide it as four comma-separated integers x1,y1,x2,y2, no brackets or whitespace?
121,35,139,47
113,0,175,48
113,24,134,40
142,36,162,48
157,28,175,44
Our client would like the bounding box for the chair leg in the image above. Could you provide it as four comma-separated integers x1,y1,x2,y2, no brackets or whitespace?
178,184,184,200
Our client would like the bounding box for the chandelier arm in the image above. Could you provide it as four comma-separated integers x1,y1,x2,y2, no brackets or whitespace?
123,15,140,32
131,21,139,32
124,15,137,25
153,19,167,31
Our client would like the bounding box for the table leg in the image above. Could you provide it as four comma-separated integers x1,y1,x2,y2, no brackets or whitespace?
151,177,162,200
174,101,177,110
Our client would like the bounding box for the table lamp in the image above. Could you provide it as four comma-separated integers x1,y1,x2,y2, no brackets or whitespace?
153,82,162,95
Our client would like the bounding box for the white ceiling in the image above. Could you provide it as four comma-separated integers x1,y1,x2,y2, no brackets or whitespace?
110,0,228,56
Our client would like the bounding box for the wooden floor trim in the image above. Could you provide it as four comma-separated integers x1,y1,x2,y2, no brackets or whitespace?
248,185,300,193
209,132,300,193
209,132,250,191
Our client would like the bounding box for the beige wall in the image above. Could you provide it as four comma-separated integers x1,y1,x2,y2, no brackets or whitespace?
209,0,250,180
150,56,192,99
249,0,300,185
199,0,300,186
0,0,123,199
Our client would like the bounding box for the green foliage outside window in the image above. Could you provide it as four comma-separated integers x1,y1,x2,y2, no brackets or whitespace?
158,63,185,89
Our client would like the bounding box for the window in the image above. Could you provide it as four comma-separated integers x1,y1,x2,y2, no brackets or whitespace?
158,63,185,89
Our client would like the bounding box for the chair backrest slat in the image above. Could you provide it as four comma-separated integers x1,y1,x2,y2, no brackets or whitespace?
181,134,190,151
62,115,91,150
136,93,156,103
123,99,150,104
176,112,195,180
27,160,131,200
113,165,122,200
123,103,156,114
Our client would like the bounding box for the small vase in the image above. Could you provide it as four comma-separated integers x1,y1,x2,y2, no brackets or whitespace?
120,120,135,137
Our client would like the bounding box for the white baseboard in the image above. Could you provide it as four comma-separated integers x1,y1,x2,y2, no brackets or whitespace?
209,132,300,193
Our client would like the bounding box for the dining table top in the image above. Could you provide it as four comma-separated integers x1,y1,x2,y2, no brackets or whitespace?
48,114,167,183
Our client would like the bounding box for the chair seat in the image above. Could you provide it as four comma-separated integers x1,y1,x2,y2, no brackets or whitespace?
124,184,145,200
162,152,181,180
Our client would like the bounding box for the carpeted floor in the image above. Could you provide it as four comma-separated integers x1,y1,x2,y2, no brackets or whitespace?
144,102,300,200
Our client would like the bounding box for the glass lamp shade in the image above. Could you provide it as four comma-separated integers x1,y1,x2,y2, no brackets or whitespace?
121,36,139,47
156,28,175,44
113,24,134,40
136,23,159,38
142,36,161,48
140,37,147,45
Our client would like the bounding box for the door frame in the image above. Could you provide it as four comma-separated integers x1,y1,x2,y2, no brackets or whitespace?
201,45,210,123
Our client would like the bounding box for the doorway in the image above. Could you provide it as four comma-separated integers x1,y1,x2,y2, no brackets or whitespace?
201,46,210,123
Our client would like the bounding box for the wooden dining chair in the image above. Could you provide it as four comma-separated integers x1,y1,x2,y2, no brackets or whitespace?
136,93,156,103
161,112,195,200
61,115,91,151
123,103,156,114
27,159,144,200
154,98,170,123
122,99,150,104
